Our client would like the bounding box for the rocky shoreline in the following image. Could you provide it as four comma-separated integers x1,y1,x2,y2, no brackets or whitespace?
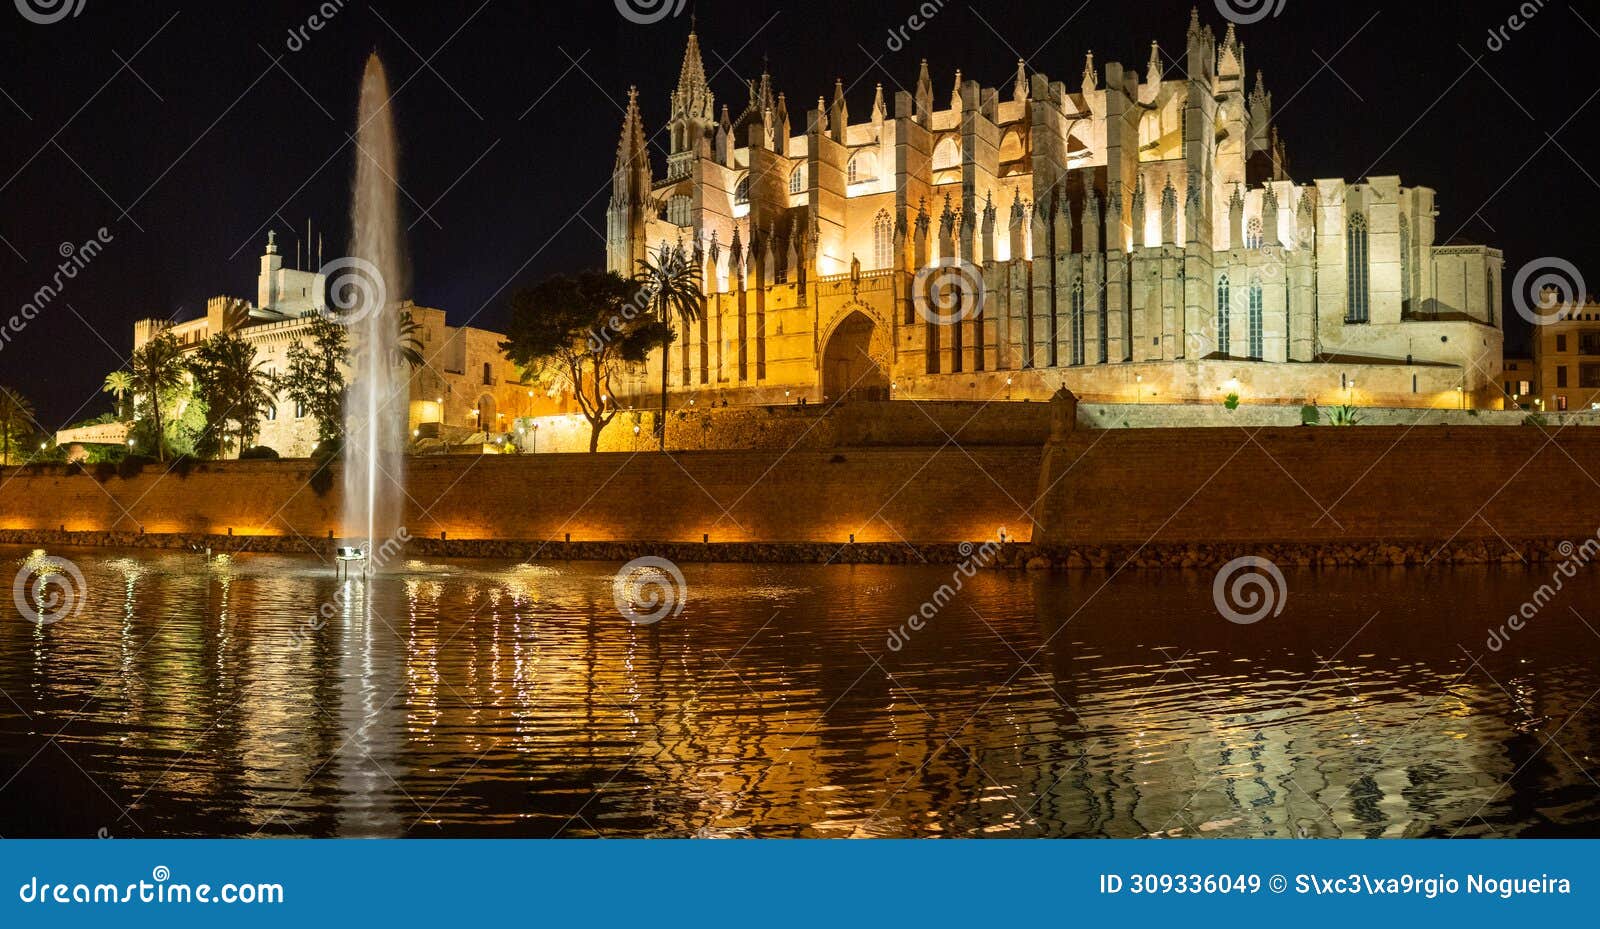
0,528,1588,570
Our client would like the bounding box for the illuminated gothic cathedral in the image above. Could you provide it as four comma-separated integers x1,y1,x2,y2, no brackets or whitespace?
605,8,1506,409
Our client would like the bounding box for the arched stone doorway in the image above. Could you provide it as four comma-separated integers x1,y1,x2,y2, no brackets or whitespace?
821,310,890,401
476,393,497,432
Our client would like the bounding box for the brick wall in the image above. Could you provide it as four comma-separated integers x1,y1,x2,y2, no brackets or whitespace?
0,448,1044,545
1035,426,1600,545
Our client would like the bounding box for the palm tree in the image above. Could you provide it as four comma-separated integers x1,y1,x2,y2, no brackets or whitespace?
634,241,703,451
391,309,424,370
191,333,278,456
102,371,133,420
128,332,186,461
0,386,36,466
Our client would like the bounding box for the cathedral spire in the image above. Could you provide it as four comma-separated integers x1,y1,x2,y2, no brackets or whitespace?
829,78,848,141
774,92,790,153
1146,41,1161,88
915,59,933,124
1081,51,1096,97
675,26,709,105
1013,59,1028,103
950,69,963,111
669,26,714,172
871,83,886,122
613,86,650,192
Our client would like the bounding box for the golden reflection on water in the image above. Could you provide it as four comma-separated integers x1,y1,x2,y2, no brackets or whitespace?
0,547,1597,838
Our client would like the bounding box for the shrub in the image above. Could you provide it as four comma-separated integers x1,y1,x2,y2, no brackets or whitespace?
308,449,338,496
1223,392,1241,411
1299,405,1320,426
1323,405,1363,427
1521,414,1548,427
239,445,280,460
116,455,155,479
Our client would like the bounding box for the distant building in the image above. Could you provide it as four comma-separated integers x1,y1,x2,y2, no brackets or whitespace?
605,11,1506,410
1530,301,1600,413
1501,354,1537,409
63,232,528,458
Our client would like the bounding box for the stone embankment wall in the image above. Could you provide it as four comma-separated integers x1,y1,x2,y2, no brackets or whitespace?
5,397,1598,568
1034,424,1600,547
0,447,1043,546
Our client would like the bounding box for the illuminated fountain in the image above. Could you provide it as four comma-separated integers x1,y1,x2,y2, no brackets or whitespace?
340,53,408,572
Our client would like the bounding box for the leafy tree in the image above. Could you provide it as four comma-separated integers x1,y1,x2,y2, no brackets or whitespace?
0,386,37,465
128,332,187,461
284,313,349,448
500,271,668,453
189,332,279,458
634,242,703,451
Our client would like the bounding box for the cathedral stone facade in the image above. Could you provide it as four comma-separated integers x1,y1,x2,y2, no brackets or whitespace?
607,10,1506,410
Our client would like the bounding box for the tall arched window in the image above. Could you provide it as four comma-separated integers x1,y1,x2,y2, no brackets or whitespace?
1071,279,1086,365
1346,213,1369,323
1216,274,1231,356
1246,217,1263,250
932,137,960,171
847,152,876,185
1400,214,1412,314
789,164,805,195
1248,279,1264,359
873,210,893,270
734,175,751,205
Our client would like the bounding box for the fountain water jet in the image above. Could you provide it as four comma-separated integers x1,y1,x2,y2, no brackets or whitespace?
341,54,408,570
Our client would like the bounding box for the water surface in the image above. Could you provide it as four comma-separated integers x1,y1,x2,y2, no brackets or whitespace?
1,546,1596,838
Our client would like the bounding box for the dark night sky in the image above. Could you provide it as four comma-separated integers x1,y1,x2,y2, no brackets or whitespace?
2,0,1598,428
